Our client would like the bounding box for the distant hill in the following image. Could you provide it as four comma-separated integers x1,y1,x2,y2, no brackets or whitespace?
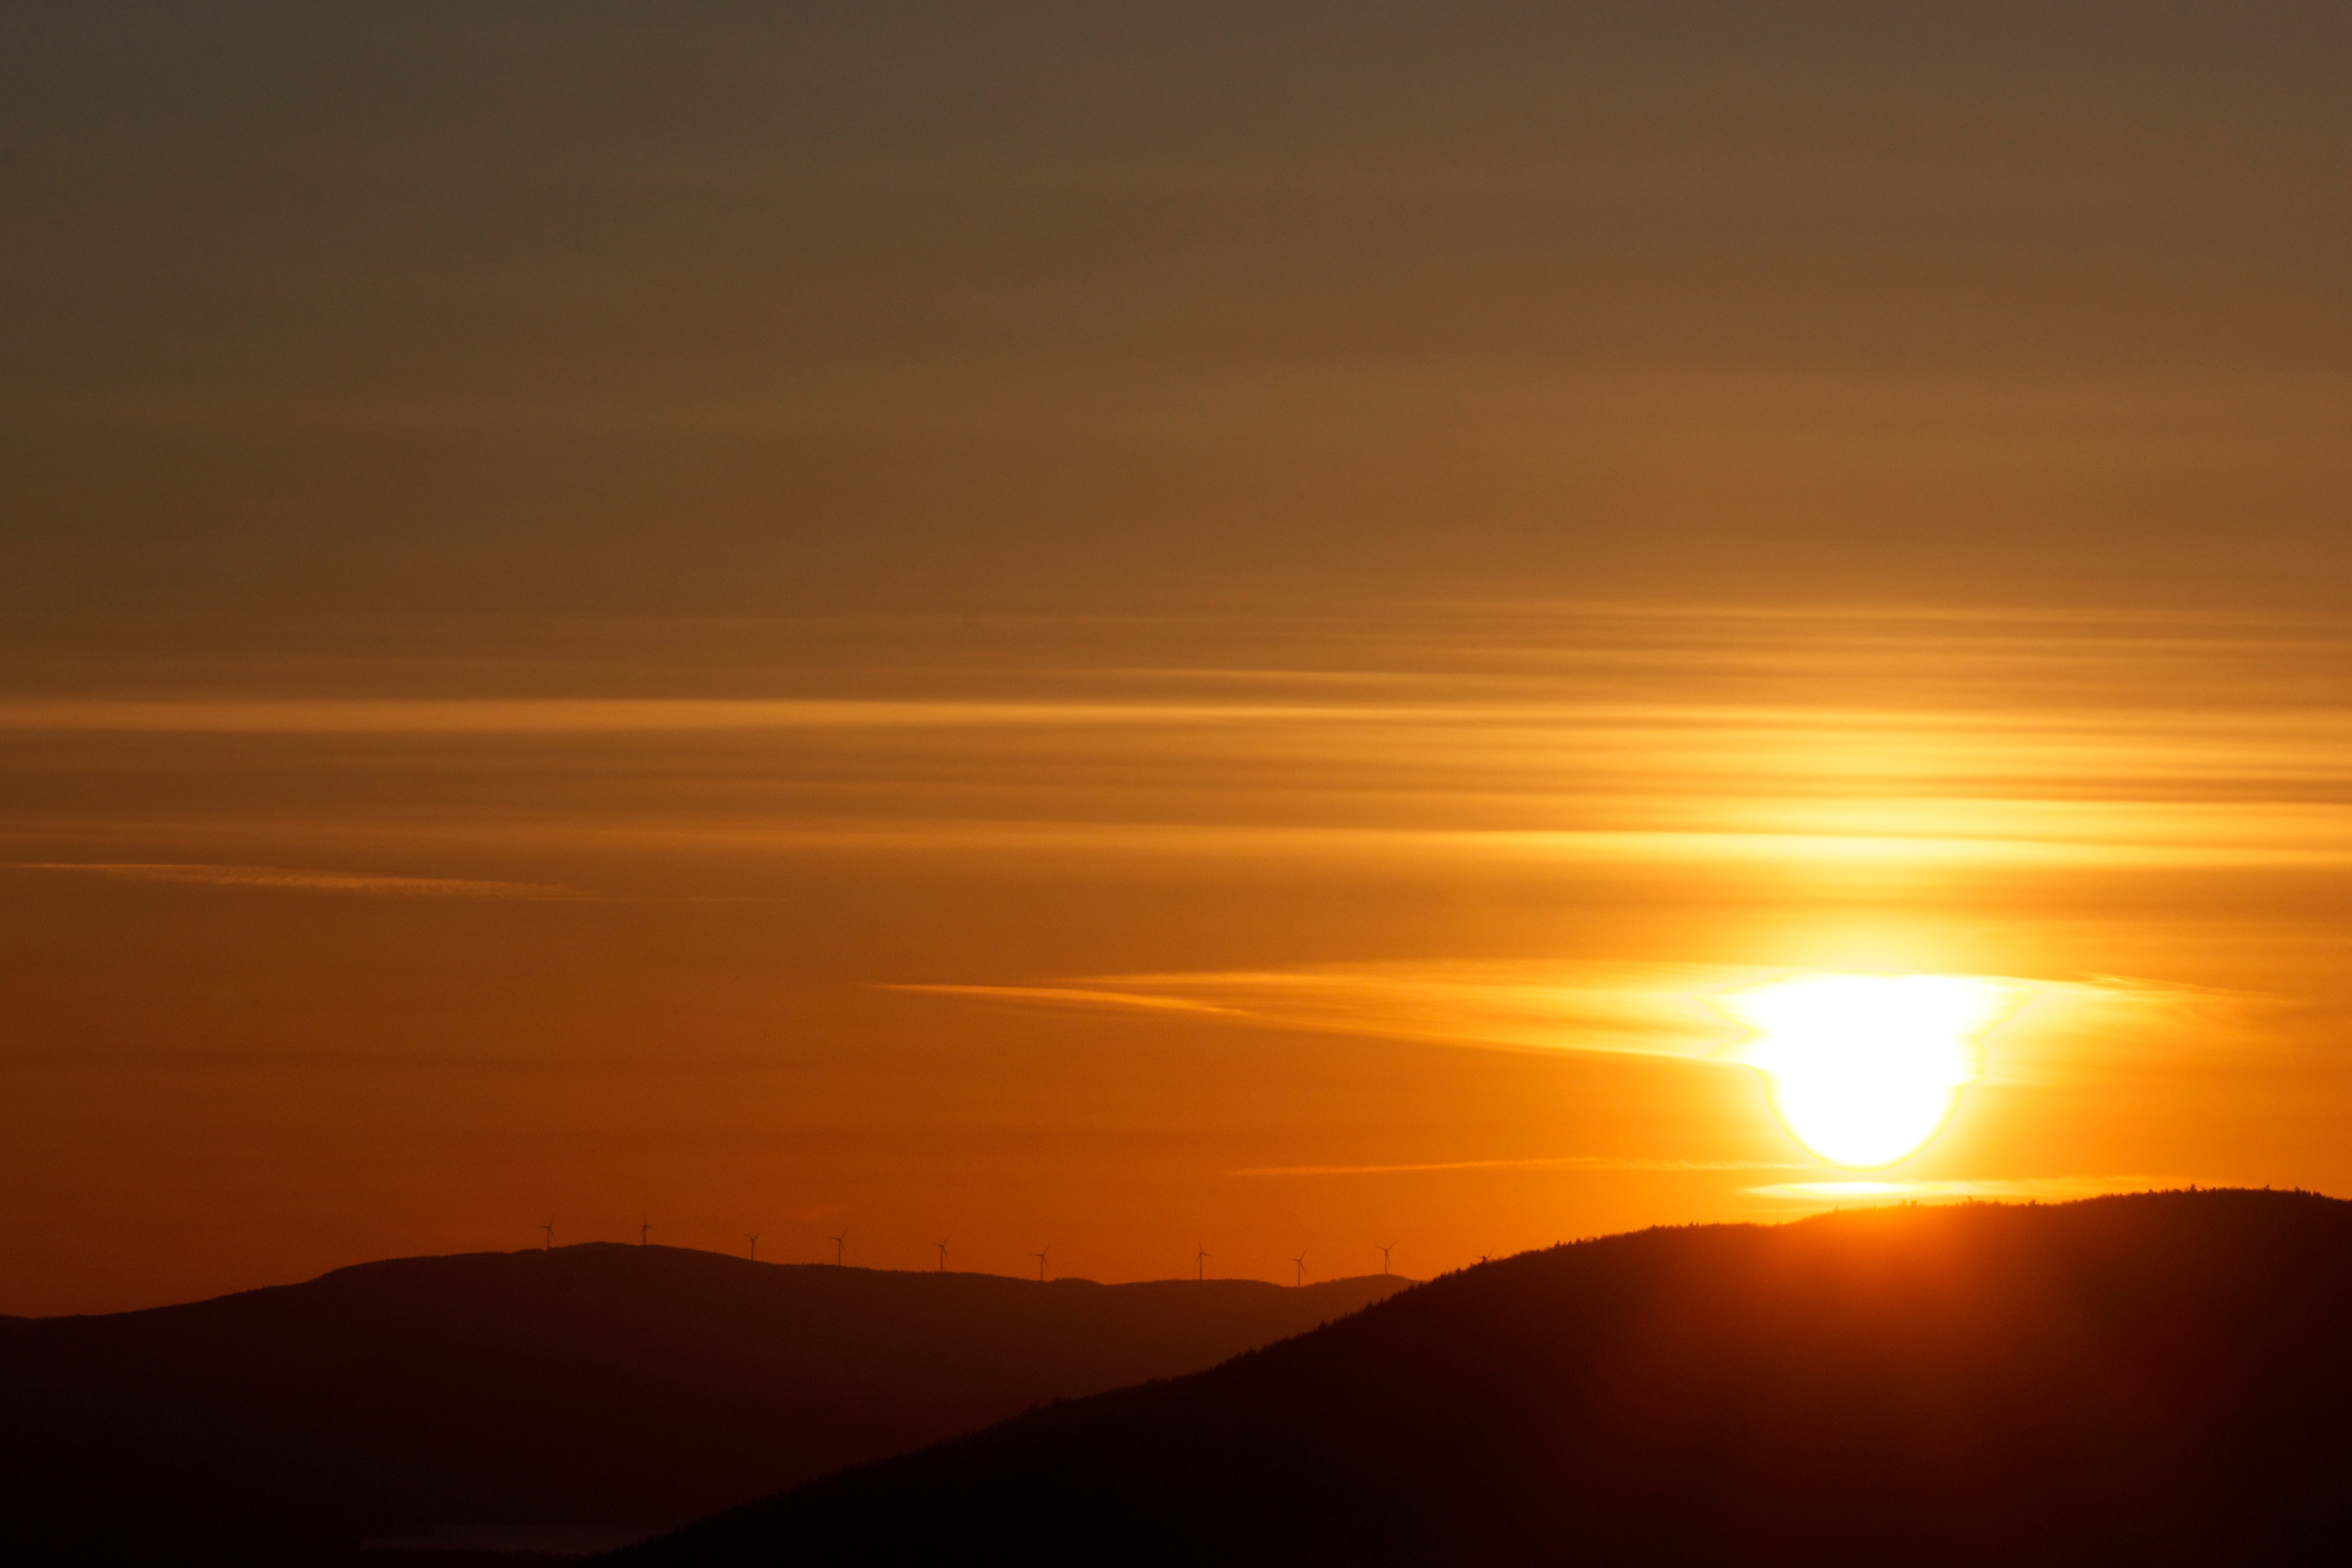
621,1190,2352,1567
0,1246,1406,1564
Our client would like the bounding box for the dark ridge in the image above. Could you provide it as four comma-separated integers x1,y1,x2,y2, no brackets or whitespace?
0,1245,1406,1565
618,1190,2352,1568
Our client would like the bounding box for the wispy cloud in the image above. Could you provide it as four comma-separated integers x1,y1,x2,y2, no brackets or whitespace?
0,698,1336,734
891,961,1743,1060
12,607,2352,880
8,863,584,899
1233,1157,1805,1177
890,960,2225,1084
888,984,1249,1017
1748,1175,2213,1203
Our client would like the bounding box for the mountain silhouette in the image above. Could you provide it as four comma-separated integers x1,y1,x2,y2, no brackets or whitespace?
0,1245,1406,1564
619,1190,2352,1567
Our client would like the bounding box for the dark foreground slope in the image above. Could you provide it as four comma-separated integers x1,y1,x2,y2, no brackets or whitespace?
0,1245,1404,1565
623,1190,2352,1568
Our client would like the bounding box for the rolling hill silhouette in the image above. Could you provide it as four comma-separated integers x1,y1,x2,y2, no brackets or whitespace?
0,1245,1406,1564
620,1190,2352,1567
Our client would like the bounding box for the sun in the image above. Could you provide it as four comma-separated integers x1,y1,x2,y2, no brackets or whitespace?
1725,974,2002,1168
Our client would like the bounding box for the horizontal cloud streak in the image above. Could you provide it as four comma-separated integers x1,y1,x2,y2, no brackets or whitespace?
8,863,583,899
10,604,2352,882
0,698,1347,734
1233,1157,1805,1177
65,817,2335,876
1748,1175,2218,1202
889,984,1249,1018
898,961,2245,1086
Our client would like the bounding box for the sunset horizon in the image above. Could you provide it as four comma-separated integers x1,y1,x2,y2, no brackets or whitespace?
12,595,2343,1316
8,4,2352,1562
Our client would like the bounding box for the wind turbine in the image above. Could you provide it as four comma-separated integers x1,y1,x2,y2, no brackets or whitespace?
934,1238,949,1272
640,1214,654,1246
1289,1248,1308,1287
1376,1242,1395,1276
1031,1245,1050,1282
829,1229,848,1266
1195,1242,1211,1281
745,1233,760,1262
539,1219,555,1252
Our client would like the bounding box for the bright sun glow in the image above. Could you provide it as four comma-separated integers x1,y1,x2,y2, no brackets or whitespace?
1726,974,2003,1168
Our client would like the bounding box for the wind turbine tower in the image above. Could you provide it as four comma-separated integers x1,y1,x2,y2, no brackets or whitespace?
1376,1242,1395,1276
934,1239,949,1272
1195,1242,1211,1281
830,1230,848,1266
746,1233,760,1261
1031,1246,1050,1282
1289,1249,1308,1287
539,1219,555,1252
640,1214,654,1246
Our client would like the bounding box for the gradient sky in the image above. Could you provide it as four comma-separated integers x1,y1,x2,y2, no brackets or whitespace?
6,2,2351,1314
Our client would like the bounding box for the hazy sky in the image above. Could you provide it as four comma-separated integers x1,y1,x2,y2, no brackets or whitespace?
6,3,2351,1313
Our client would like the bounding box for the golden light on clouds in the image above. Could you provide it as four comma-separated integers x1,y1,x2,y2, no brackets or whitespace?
9,4,2352,1327
891,953,2260,1205
1747,1176,2209,1203
0,602,2337,1309
10,608,2352,888
893,958,2206,1090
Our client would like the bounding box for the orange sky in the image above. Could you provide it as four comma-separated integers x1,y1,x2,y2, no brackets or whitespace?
5,4,2351,1314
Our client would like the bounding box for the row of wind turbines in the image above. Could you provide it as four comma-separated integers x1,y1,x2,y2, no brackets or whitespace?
535,1217,1403,1284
